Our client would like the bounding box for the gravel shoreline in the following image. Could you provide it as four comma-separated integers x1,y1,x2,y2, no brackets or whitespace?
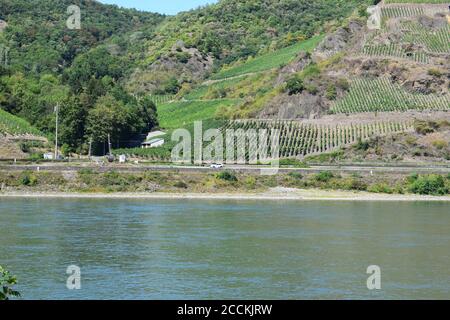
1,188,449,201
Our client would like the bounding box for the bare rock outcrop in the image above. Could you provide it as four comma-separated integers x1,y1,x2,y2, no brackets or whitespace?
313,20,364,61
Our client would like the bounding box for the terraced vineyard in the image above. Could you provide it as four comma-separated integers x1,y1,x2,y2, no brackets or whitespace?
361,3,449,62
0,108,42,136
401,21,450,54
210,35,323,80
148,94,175,105
158,99,239,129
381,6,425,19
331,77,450,114
361,43,430,63
222,119,414,159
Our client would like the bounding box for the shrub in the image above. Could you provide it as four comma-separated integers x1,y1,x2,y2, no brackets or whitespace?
428,68,443,78
325,84,337,100
342,178,368,191
215,171,238,182
288,172,304,179
305,84,318,95
301,64,321,79
285,74,304,95
280,158,308,167
0,266,21,300
20,171,37,186
405,136,417,146
314,171,334,182
368,183,394,194
408,174,448,195
174,181,188,189
414,120,438,135
175,52,191,64
336,78,350,91
431,139,448,150
244,176,257,189
28,153,43,162
19,142,31,153
354,137,370,151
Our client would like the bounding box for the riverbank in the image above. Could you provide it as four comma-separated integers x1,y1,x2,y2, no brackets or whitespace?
1,188,450,201
1,169,449,199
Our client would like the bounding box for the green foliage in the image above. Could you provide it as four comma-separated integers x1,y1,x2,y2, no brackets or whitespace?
215,170,238,182
285,74,304,95
0,0,164,150
211,35,324,80
314,171,334,182
336,78,350,91
354,138,370,151
332,77,450,114
0,108,42,136
156,78,181,95
280,158,308,167
174,181,188,189
288,172,304,179
428,68,444,78
414,120,441,135
158,99,237,129
0,266,21,300
325,84,337,100
299,63,321,79
85,95,150,152
20,171,38,186
408,174,449,195
368,183,394,194
0,0,164,75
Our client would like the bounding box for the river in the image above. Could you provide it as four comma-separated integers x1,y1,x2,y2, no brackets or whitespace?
0,198,449,299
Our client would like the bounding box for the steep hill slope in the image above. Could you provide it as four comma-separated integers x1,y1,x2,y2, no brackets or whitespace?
0,108,46,159
0,0,164,154
0,0,164,74
135,1,449,163
258,1,450,119
126,0,372,95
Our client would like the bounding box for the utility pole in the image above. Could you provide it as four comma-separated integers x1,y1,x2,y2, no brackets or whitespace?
88,138,92,159
54,103,59,160
108,134,112,156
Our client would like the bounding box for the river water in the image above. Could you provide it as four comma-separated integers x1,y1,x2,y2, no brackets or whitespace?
0,198,449,299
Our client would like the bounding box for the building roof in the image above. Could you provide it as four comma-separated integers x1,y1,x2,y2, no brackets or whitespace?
142,138,164,145
146,131,166,140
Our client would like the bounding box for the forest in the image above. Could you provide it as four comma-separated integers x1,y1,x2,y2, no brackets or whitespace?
0,0,371,154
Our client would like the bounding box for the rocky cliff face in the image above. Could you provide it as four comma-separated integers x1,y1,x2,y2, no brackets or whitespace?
258,8,449,121
127,42,214,94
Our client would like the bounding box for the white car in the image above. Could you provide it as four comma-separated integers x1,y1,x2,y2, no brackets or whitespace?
210,163,224,169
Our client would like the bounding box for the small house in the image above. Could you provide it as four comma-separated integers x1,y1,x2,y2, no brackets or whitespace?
145,130,166,140
142,138,165,149
43,153,54,160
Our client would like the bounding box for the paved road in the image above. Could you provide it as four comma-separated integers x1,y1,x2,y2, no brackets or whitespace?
1,163,449,174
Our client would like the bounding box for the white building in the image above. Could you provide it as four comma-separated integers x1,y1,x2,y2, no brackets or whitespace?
145,130,166,140
118,154,127,163
43,153,54,160
142,138,165,149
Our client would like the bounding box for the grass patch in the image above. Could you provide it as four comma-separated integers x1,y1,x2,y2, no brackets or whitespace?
211,35,324,80
158,99,239,129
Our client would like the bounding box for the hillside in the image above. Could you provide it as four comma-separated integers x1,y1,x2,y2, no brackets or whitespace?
0,108,46,159
132,0,449,163
0,0,449,164
0,0,164,154
126,0,371,95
